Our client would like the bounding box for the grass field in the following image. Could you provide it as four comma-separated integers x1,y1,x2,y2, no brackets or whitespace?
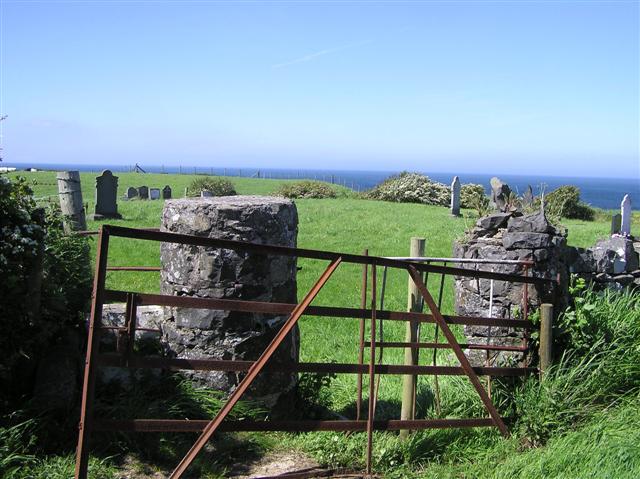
6,170,640,478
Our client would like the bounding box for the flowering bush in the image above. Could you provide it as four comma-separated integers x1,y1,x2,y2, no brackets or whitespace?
186,177,236,197
365,172,450,206
275,180,337,199
460,184,486,208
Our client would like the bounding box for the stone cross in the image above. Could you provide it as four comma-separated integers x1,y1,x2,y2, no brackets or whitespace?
126,186,138,199
138,186,149,200
150,188,161,200
611,214,621,236
450,176,461,216
91,170,122,219
620,194,631,236
162,185,172,199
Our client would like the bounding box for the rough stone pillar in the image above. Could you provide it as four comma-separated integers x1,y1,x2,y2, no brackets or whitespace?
159,196,299,406
453,211,568,366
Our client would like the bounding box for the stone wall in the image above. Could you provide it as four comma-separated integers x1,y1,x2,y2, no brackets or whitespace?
453,211,567,366
158,196,299,406
566,236,640,290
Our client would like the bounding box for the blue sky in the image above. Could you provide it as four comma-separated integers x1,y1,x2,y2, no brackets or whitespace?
1,0,638,178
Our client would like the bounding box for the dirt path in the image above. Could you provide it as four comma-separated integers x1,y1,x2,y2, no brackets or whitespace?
228,450,323,478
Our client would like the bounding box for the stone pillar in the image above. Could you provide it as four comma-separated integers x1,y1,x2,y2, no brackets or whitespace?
159,196,299,406
621,194,632,236
450,176,461,217
453,212,568,366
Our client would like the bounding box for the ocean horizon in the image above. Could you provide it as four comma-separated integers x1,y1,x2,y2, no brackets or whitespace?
2,161,639,211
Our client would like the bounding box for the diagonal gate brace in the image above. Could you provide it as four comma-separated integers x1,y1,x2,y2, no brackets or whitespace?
406,265,509,437
169,257,343,478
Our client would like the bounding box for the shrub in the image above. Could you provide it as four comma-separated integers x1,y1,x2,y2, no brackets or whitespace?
365,172,450,206
545,185,595,221
459,184,486,208
186,176,236,197
0,177,92,411
275,180,337,199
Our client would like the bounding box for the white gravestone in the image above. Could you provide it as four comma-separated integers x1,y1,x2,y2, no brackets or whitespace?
450,176,461,216
150,188,161,200
620,194,632,236
201,190,213,198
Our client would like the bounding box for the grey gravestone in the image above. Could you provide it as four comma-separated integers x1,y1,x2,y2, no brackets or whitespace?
450,176,461,216
150,188,161,200
621,195,632,236
126,187,138,199
91,170,122,219
138,186,149,199
490,177,512,212
523,185,534,208
201,190,213,198
611,214,622,236
162,185,172,199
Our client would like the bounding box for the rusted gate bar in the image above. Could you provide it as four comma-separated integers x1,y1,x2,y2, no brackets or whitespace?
95,353,535,376
104,225,548,285
406,266,510,437
75,227,110,479
169,258,343,478
94,418,495,432
368,342,528,352
102,290,536,329
107,266,161,271
356,249,368,421
365,264,377,474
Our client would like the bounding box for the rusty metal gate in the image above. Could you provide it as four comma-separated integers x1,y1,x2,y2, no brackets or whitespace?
75,225,553,478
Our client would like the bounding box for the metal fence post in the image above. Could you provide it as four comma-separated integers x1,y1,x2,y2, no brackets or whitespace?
400,237,425,438
539,303,553,375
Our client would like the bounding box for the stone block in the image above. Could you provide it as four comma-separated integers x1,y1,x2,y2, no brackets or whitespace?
503,232,554,250
476,212,512,232
592,236,639,274
506,212,559,235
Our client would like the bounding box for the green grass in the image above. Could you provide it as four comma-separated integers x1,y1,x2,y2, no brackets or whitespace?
5,170,640,478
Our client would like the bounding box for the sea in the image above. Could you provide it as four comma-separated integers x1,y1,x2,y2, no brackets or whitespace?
3,162,639,211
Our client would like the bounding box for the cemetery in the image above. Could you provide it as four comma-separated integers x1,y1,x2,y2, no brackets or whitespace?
1,170,639,479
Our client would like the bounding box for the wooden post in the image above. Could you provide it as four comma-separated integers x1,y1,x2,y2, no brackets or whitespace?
400,237,425,438
539,303,553,375
56,171,87,233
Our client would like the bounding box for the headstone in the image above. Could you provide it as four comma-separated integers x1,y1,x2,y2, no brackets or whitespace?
201,190,213,198
159,196,299,406
450,176,461,217
91,170,122,219
138,186,149,199
126,187,138,199
621,194,632,236
150,188,161,200
162,185,172,199
523,185,534,208
611,214,622,236
490,177,512,212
